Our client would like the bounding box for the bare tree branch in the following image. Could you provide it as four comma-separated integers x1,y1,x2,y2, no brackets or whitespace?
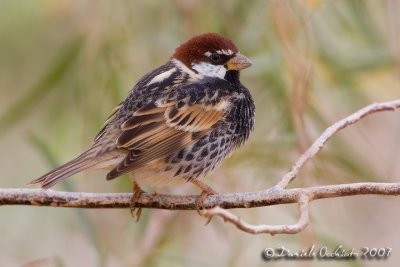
1,182,400,209
275,99,400,189
1,99,400,235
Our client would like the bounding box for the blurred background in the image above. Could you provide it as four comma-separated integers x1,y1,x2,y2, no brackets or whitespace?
1,0,400,266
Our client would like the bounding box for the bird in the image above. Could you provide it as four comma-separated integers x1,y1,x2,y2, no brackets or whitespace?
29,32,255,218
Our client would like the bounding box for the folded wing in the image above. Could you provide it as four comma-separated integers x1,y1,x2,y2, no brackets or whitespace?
106,96,227,180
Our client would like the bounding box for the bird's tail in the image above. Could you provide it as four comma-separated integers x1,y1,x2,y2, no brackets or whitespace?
29,151,97,189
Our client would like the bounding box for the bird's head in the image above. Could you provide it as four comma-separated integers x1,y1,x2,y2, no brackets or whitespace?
172,33,252,81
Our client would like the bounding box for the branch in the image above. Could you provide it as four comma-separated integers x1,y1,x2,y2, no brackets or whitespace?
1,99,400,235
275,99,400,189
201,194,310,235
1,182,400,209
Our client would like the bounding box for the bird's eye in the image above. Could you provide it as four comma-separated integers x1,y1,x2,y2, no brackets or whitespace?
209,53,221,63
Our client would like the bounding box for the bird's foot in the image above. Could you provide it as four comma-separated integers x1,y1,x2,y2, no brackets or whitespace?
130,181,145,222
191,180,217,213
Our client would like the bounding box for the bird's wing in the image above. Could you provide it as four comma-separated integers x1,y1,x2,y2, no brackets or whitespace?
94,102,123,142
106,83,230,180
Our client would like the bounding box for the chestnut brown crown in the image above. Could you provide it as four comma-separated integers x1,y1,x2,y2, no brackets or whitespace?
172,33,239,69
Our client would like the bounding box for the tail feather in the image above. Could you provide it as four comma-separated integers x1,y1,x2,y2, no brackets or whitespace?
29,152,97,189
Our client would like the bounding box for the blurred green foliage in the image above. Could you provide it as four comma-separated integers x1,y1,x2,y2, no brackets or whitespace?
1,1,400,266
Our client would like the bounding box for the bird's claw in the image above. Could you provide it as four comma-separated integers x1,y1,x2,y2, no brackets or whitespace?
195,188,217,214
130,182,145,222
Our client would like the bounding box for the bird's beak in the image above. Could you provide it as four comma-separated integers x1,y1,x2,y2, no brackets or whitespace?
226,53,252,71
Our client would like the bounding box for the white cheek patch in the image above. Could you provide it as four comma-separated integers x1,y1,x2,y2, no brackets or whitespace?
191,62,227,79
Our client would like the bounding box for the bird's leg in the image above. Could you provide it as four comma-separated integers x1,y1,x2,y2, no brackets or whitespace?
130,180,145,222
191,180,217,211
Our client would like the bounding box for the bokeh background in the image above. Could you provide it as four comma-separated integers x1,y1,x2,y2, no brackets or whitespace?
1,0,400,266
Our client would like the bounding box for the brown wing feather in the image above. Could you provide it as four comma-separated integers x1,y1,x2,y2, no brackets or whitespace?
121,113,164,130
165,106,224,132
106,99,226,180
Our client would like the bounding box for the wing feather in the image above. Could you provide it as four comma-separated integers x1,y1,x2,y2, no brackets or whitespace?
121,113,164,130
107,95,229,180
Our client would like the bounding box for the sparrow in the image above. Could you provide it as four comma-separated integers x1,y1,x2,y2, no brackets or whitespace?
30,33,255,217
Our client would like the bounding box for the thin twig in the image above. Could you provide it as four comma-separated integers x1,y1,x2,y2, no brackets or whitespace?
275,99,400,189
201,194,309,235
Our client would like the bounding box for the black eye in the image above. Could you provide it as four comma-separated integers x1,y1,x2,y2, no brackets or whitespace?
209,53,221,63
